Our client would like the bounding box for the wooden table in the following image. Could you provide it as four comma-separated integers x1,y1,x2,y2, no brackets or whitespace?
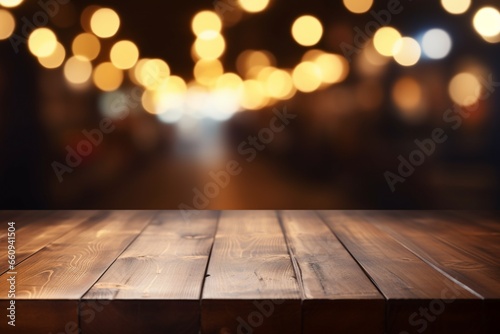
0,210,498,333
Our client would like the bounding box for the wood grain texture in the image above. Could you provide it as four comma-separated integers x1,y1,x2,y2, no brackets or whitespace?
0,210,54,240
279,210,384,334
0,210,98,274
446,211,500,233
361,210,500,333
318,210,482,334
0,210,155,333
0,210,497,333
202,210,301,334
82,211,219,334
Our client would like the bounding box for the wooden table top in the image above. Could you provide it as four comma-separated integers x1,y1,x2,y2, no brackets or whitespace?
0,210,498,334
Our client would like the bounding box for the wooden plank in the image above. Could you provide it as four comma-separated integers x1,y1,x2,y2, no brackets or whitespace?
0,210,54,239
279,210,384,334
361,210,500,333
82,210,219,334
446,210,500,233
0,210,155,333
0,210,99,274
318,210,482,334
201,210,301,334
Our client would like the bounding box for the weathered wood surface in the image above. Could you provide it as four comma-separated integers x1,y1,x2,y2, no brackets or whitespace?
82,211,219,334
358,210,500,333
280,210,384,334
318,210,483,334
0,210,497,334
0,210,97,275
0,210,156,333
201,210,302,334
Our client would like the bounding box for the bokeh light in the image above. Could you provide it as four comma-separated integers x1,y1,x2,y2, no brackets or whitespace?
392,37,421,66
301,49,325,62
0,0,23,8
473,7,500,38
64,56,93,85
315,53,349,84
141,89,157,114
28,28,58,58
422,29,452,59
265,69,294,99
292,61,323,92
0,10,15,40
241,80,268,110
291,15,323,47
392,76,422,114
38,42,66,69
448,72,482,106
72,33,101,61
93,62,124,92
80,5,101,32
139,59,171,90
343,0,373,14
236,50,275,78
239,0,270,13
441,0,471,15
130,59,147,84
90,8,120,38
158,75,188,96
194,59,224,86
156,76,188,122
216,72,243,92
482,33,500,44
255,66,275,85
110,40,139,70
373,27,401,57
192,11,222,36
194,33,225,60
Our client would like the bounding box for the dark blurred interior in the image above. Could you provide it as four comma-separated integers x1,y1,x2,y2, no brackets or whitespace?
1,0,499,209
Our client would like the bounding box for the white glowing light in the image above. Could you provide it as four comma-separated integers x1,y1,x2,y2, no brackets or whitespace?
421,29,452,59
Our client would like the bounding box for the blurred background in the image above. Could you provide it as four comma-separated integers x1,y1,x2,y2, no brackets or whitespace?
0,0,499,209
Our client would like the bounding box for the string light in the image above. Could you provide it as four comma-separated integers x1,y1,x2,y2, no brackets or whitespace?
72,33,101,61
473,7,500,38
0,9,15,40
421,29,452,59
28,28,58,58
3,0,497,119
449,72,482,106
392,37,421,67
110,40,139,70
373,27,401,57
192,11,222,36
291,15,323,47
90,8,120,38
314,53,349,85
194,33,226,60
441,0,471,15
239,0,270,13
64,56,93,85
38,42,66,69
292,61,323,92
343,0,373,14
0,0,23,8
93,62,123,91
